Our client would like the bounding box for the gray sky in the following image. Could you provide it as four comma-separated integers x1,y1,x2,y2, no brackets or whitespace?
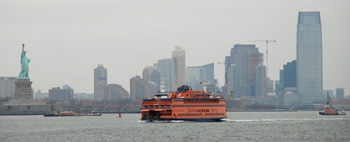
1,0,349,95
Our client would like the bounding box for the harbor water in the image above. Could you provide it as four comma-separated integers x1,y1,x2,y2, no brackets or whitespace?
1,111,349,142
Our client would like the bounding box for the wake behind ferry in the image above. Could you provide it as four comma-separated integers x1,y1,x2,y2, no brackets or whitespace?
141,85,227,122
44,110,102,117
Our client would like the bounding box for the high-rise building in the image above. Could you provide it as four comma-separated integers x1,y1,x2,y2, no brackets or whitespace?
336,88,344,100
225,44,264,97
0,77,17,98
226,64,239,97
142,66,161,91
94,64,107,101
296,11,323,106
107,84,129,100
276,60,297,93
266,78,274,94
276,60,298,108
224,56,231,85
255,64,267,97
283,60,297,88
49,85,74,102
172,46,186,90
249,53,264,89
130,76,155,100
156,59,172,91
186,63,215,91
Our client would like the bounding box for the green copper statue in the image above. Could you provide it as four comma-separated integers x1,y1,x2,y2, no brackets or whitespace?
18,43,30,79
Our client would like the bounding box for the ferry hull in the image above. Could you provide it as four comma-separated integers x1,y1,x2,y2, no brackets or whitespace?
319,112,345,115
142,117,227,122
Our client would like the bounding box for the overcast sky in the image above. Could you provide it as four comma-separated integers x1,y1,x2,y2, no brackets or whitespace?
1,0,349,95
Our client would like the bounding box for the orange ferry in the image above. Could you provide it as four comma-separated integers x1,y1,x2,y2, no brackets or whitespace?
141,85,227,122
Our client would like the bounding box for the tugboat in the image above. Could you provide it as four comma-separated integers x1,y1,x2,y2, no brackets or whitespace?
141,85,227,122
319,101,346,115
44,110,102,117
319,93,345,115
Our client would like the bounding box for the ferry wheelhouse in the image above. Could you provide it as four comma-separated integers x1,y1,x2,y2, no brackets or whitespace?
141,85,227,122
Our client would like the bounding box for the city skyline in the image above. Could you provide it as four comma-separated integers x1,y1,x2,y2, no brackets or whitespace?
0,1,349,95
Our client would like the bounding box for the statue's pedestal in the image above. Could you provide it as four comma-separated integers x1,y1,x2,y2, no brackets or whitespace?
2,79,46,106
14,79,34,99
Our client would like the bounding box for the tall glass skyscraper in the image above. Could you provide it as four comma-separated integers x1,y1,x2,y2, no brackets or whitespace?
297,11,323,106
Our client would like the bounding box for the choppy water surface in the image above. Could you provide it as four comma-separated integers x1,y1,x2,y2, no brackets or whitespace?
1,111,349,142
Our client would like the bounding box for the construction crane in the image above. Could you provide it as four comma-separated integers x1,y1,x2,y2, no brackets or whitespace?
246,40,276,77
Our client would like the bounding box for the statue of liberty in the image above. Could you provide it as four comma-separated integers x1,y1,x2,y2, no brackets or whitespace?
18,43,30,79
